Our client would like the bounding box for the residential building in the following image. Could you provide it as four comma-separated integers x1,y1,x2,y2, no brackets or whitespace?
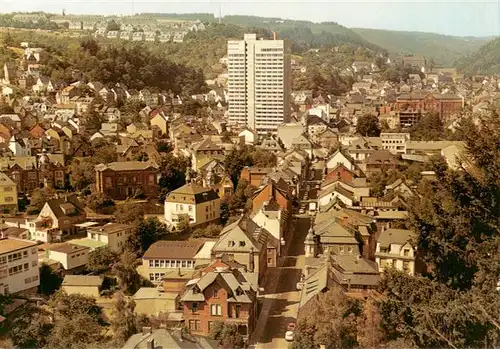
240,167,274,187
181,268,258,338
0,237,39,295
298,255,380,317
380,133,410,154
44,243,89,271
164,183,220,229
139,240,208,284
375,228,416,275
123,328,218,349
85,223,135,253
61,275,102,298
228,33,291,134
28,195,86,243
0,173,18,213
95,161,159,200
212,217,273,283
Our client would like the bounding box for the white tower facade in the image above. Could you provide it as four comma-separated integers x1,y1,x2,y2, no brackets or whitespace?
227,33,291,134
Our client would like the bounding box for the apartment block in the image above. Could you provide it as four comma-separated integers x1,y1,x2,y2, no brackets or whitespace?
0,237,39,295
228,33,291,134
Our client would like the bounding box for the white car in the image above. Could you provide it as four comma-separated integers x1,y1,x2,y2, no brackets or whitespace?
285,331,294,341
299,208,305,214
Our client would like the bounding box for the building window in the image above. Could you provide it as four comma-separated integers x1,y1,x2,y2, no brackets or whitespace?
149,273,155,281
210,304,222,316
347,246,353,253
23,263,29,271
213,289,218,298
235,304,241,318
403,261,410,273
227,241,235,247
403,249,410,257
181,260,187,268
149,260,154,267
188,205,193,212
239,241,246,247
155,260,160,268
191,302,198,313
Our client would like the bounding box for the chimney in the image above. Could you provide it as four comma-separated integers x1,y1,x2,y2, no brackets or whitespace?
146,338,154,349
142,327,152,336
273,31,277,40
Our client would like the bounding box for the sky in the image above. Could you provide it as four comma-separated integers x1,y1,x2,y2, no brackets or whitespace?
0,0,499,37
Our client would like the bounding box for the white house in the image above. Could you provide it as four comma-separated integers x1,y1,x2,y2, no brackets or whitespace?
44,243,89,271
250,202,285,256
375,228,416,275
164,183,220,229
8,136,31,156
318,185,355,208
326,149,356,171
238,128,257,145
0,237,40,295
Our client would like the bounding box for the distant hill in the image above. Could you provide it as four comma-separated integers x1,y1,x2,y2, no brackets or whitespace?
222,15,386,53
455,37,500,75
352,28,489,66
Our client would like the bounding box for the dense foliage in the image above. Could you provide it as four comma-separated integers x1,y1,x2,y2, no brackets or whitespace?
353,28,488,66
456,36,500,75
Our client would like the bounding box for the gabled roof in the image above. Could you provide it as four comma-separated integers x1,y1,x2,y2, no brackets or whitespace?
43,195,85,219
213,216,262,253
166,183,219,204
181,270,254,303
378,228,415,248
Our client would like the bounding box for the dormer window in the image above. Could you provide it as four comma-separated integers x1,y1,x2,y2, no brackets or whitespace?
228,241,235,247
193,285,200,294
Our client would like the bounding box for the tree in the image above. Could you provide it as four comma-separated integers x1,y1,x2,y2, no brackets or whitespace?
107,19,120,31
69,158,97,190
114,203,145,225
292,288,359,349
112,251,142,295
38,263,63,296
158,154,190,201
85,191,114,212
251,148,276,167
409,113,500,289
357,299,383,348
229,179,256,212
87,247,119,274
220,201,229,225
46,313,103,349
26,187,55,214
192,224,222,238
130,217,169,254
409,112,445,141
48,290,104,321
176,215,191,234
356,114,381,137
224,146,254,187
209,322,245,349
10,304,53,349
110,292,137,345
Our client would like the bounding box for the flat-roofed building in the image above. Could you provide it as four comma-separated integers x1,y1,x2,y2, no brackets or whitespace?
0,237,39,295
139,240,208,284
228,33,292,134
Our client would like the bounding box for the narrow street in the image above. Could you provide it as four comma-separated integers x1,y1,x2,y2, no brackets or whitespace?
253,216,310,348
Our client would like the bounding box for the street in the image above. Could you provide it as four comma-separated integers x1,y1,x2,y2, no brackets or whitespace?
253,216,310,348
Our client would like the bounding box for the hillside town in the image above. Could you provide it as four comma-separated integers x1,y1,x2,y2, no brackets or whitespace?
0,11,498,349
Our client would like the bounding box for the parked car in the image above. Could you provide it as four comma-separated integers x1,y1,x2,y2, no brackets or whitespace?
285,323,296,341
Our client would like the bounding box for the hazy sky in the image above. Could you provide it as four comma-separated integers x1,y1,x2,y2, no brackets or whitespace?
0,0,499,37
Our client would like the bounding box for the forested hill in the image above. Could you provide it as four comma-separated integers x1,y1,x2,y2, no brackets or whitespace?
352,28,489,66
220,15,385,53
455,36,500,75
